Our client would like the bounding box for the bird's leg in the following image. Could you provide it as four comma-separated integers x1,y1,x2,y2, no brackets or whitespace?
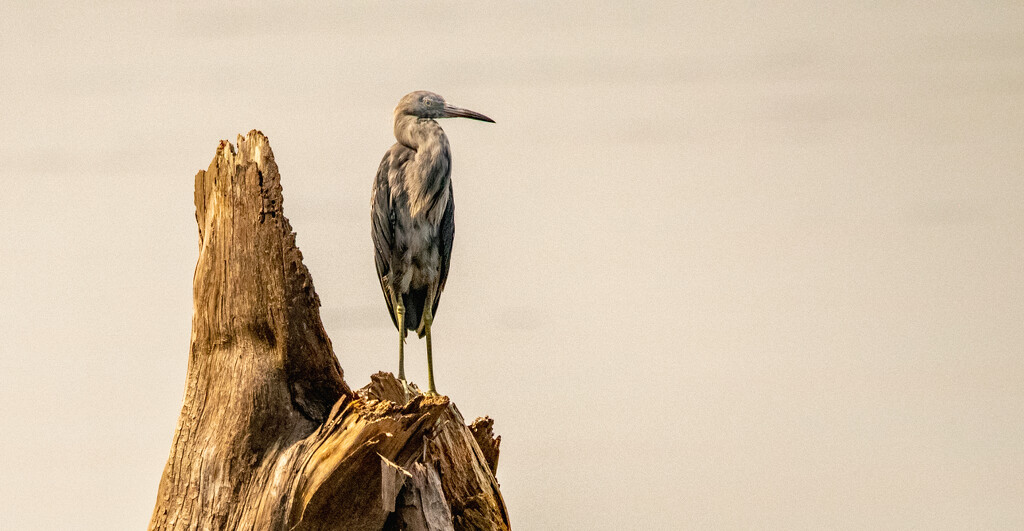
396,307,406,381
424,309,437,396
423,286,438,396
393,292,408,393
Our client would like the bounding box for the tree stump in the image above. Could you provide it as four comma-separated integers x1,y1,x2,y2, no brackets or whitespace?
149,131,509,531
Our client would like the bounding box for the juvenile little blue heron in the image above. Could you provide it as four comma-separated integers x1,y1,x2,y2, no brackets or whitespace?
371,91,494,395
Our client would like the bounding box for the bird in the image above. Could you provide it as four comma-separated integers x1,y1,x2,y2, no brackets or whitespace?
371,91,494,396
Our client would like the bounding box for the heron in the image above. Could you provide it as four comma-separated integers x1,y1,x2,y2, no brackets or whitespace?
371,91,494,396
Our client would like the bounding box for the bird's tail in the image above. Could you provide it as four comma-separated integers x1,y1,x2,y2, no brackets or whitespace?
402,288,429,337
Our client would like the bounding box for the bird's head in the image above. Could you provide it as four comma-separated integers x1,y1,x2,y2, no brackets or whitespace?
395,91,495,123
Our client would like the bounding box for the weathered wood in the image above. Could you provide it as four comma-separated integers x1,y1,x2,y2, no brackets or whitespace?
469,418,501,475
150,131,509,530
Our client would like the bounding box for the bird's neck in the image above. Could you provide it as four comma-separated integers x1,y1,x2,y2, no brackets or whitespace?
394,115,452,220
395,114,450,173
395,115,445,150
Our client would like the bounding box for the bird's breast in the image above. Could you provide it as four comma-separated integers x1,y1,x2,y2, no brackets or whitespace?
392,215,441,292
393,140,450,223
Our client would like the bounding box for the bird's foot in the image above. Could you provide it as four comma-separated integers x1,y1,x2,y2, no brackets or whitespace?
424,388,439,397
399,378,412,403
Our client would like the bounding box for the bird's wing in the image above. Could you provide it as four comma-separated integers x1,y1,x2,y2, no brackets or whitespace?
432,181,455,317
371,149,398,329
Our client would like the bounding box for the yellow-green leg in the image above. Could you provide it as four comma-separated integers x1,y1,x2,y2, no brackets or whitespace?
423,287,438,396
395,303,406,382
392,291,410,402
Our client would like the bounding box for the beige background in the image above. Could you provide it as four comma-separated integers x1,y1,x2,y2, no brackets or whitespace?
2,1,1023,529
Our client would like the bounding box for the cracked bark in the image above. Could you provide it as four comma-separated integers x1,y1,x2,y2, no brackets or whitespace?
149,131,509,531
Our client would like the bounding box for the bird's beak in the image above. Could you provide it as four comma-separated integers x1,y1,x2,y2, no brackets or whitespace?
442,103,495,123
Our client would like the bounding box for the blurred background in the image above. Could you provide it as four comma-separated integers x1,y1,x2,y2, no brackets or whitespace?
1,1,1022,528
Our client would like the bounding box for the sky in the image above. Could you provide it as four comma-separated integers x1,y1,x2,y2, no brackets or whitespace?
1,1,1023,529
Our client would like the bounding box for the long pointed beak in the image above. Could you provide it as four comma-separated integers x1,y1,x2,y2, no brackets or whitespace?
442,103,495,123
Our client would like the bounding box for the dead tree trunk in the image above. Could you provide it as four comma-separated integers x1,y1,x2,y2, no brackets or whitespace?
149,131,509,531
